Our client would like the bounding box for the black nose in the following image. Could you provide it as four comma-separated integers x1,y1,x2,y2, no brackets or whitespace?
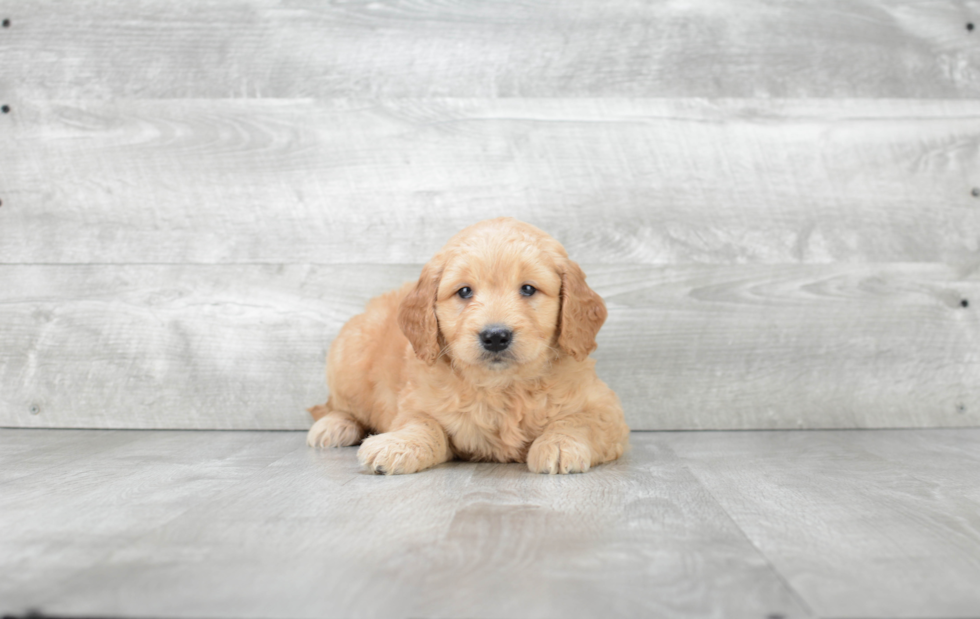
479,326,512,353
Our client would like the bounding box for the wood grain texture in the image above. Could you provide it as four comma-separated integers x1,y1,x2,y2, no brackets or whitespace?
665,429,980,618
1,98,978,265
597,262,980,430
5,429,980,619
0,430,301,613
1,263,977,430
0,429,812,619
0,0,978,99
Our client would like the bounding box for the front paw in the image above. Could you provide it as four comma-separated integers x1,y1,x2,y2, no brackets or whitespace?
357,432,436,475
527,433,592,474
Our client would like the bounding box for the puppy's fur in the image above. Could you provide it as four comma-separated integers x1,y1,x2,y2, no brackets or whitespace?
307,218,629,474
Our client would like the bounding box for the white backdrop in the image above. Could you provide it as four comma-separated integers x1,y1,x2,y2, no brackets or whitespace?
1,0,978,429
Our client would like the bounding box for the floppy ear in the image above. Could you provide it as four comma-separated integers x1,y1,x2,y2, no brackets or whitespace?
398,260,443,364
557,260,607,362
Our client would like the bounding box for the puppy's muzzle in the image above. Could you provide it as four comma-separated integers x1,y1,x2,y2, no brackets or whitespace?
479,325,512,353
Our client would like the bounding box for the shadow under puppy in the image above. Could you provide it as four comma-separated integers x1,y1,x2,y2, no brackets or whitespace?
307,217,629,474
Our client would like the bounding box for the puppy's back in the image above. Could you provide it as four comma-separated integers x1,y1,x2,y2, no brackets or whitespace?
325,282,415,432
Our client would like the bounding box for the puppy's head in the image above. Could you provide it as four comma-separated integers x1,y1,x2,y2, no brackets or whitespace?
398,218,606,375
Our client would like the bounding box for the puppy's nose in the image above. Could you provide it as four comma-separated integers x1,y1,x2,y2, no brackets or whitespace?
479,326,512,353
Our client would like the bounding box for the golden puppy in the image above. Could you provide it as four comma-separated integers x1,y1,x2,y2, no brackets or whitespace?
307,217,629,474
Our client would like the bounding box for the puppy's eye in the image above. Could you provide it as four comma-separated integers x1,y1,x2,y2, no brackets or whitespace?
520,284,537,297
457,286,473,299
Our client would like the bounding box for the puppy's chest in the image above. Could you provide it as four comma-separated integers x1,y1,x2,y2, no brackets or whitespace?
438,391,550,462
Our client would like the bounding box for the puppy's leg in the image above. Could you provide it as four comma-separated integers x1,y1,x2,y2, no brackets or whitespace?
357,414,451,475
307,409,367,448
526,423,594,474
527,402,630,475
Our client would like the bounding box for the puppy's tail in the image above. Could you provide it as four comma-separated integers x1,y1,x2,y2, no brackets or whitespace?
307,398,334,422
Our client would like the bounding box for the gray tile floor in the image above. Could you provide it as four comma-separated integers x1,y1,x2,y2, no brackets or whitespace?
2,428,979,619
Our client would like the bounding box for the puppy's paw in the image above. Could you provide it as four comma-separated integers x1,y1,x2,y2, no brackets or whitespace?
307,413,365,448
357,432,438,475
527,433,592,474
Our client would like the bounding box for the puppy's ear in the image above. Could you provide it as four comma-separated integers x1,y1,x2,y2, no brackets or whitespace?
557,260,607,362
398,260,443,365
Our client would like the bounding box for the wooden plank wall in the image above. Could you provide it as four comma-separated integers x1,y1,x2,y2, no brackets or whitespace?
1,0,978,430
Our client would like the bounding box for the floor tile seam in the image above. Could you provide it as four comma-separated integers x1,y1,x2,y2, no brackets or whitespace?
677,458,819,619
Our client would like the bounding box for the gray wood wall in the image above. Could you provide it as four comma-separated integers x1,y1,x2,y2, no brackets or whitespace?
1,0,978,430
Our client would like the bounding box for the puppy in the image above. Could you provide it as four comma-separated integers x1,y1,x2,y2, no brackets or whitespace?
307,217,629,474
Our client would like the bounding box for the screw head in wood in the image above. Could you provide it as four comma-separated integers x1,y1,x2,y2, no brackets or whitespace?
29,404,40,415
1,105,9,114
972,188,980,198
969,22,975,31
1,19,9,28
957,404,967,414
963,299,971,308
